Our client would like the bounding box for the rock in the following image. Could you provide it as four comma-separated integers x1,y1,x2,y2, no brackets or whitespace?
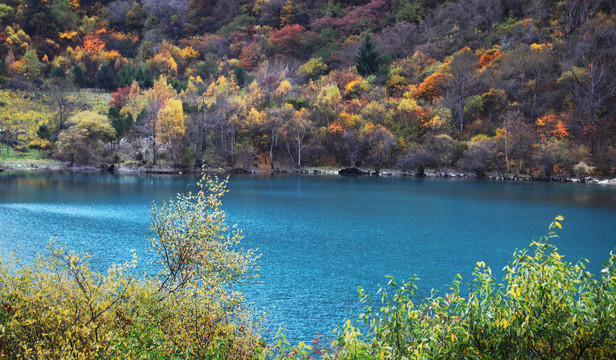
339,167,368,176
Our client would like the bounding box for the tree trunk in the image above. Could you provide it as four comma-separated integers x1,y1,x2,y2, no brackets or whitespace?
269,142,274,170
286,144,295,166
297,136,302,168
152,134,157,165
152,117,157,165
504,122,510,173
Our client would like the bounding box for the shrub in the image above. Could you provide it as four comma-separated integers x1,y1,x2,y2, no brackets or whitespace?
0,177,262,359
327,216,616,359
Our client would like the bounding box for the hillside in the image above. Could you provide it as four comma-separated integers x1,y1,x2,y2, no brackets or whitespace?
1,0,615,178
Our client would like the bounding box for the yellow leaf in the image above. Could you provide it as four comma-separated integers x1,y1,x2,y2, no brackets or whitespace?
553,221,562,229
555,215,564,221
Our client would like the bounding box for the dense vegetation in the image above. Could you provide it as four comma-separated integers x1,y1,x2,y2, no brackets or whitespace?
1,176,615,358
0,177,264,358
1,0,616,177
323,217,616,359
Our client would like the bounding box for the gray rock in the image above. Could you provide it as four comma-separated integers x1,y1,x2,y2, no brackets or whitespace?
339,167,368,176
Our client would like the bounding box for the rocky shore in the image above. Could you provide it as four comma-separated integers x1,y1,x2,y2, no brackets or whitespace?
1,163,615,185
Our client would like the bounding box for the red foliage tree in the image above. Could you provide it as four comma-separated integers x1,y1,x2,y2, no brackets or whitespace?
239,42,260,71
109,86,131,108
269,24,305,56
311,0,389,36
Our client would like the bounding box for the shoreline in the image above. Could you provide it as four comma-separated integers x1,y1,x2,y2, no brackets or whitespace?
1,163,615,185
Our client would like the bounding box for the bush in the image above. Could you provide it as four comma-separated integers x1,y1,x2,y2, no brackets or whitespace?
326,216,616,359
0,177,262,359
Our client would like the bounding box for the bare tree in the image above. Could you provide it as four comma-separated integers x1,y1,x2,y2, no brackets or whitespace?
565,14,616,155
443,48,480,132
45,78,76,141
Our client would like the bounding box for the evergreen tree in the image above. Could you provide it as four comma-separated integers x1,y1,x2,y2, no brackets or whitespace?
72,65,87,88
234,66,247,87
109,107,133,140
355,33,381,77
135,67,153,88
95,64,117,90
50,65,65,79
116,67,137,88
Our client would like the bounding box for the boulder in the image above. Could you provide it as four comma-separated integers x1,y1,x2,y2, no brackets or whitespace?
339,167,368,176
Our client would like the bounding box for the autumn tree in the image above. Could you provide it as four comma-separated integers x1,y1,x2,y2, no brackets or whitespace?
398,143,437,176
536,113,568,141
283,108,312,168
563,14,616,156
263,106,293,169
532,139,568,180
145,76,176,164
156,98,185,164
496,110,536,175
269,24,305,56
108,86,136,141
457,136,496,177
414,72,450,102
56,110,116,165
17,49,42,82
443,47,480,132
364,123,395,173
427,134,456,172
201,75,242,164
314,83,343,127
142,0,189,39
495,43,558,120
298,57,327,81
280,0,294,27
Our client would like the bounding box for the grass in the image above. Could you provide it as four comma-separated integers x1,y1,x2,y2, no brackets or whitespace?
0,145,65,168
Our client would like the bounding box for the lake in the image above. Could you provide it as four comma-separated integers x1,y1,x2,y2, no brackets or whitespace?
1,171,616,343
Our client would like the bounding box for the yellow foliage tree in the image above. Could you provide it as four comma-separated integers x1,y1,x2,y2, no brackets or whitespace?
156,99,185,164
280,0,294,27
120,81,145,122
146,76,176,164
274,79,292,102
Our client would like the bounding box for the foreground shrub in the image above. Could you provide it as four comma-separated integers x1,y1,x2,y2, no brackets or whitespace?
0,176,263,359
326,216,616,359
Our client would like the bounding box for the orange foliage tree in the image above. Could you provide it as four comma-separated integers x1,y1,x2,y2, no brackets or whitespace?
536,113,568,141
414,72,450,101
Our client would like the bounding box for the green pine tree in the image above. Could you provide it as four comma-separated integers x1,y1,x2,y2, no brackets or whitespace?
72,65,87,88
355,33,381,77
95,64,117,90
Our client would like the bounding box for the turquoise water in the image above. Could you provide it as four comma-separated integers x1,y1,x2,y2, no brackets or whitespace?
1,171,616,343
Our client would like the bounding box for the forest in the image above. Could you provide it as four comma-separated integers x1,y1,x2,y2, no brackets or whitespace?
1,0,616,178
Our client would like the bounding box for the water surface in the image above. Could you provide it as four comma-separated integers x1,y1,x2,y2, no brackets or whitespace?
1,171,616,343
